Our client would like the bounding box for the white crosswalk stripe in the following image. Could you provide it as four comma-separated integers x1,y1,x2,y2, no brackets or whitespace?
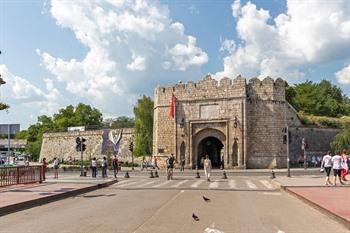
115,180,129,185
209,181,219,188
228,179,236,189
260,180,273,189
171,180,189,188
138,180,156,188
118,181,137,187
152,180,171,188
245,180,258,189
191,180,204,188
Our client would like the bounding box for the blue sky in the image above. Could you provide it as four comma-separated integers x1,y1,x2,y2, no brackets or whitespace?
0,0,349,129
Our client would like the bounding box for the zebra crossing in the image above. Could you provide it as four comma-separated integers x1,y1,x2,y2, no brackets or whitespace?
111,177,278,191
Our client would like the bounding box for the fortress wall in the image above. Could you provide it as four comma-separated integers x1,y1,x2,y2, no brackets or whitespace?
288,127,341,162
246,78,287,168
39,128,134,162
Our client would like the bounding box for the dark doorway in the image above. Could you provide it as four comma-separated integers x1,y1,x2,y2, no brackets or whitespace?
197,137,223,168
180,142,185,162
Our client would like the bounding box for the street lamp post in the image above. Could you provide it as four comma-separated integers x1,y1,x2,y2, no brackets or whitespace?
302,138,306,169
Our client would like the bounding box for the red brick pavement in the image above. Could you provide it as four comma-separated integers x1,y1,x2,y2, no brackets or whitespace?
287,187,350,225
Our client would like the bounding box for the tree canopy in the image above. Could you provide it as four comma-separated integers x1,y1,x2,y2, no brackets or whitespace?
331,124,350,153
103,116,134,129
287,80,350,117
133,95,154,157
16,103,103,161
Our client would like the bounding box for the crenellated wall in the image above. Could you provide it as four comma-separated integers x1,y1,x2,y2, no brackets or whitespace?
153,74,295,168
39,128,134,162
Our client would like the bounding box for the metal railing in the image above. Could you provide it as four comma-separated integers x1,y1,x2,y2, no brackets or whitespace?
0,165,43,187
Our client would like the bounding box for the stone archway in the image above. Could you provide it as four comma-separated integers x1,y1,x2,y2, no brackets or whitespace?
192,128,226,169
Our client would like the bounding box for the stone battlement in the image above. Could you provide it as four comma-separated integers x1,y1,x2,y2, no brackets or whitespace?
154,75,285,106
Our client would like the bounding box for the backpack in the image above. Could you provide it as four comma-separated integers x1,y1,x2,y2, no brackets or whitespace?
168,156,174,165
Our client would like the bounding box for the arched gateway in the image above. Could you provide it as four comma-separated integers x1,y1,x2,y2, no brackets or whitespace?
192,129,225,168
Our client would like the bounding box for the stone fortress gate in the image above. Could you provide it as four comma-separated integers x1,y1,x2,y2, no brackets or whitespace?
153,75,300,169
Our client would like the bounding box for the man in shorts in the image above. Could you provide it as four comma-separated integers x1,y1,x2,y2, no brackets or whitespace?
331,152,344,186
321,151,333,185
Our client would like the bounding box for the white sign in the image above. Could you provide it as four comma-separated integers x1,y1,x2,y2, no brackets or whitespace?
200,105,220,119
67,126,85,132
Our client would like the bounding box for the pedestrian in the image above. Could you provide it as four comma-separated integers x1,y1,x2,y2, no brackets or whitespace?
53,157,59,179
112,155,118,179
298,155,304,168
340,150,348,182
311,155,317,167
42,157,48,181
331,152,344,186
154,156,160,170
91,157,97,178
141,156,145,171
220,152,224,170
180,158,185,172
321,151,333,185
204,155,212,182
102,156,107,178
166,154,175,180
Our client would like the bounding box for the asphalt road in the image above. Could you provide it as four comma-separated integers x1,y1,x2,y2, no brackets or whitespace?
0,177,347,233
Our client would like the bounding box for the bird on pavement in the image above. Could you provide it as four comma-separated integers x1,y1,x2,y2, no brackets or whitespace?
202,196,211,202
192,213,200,221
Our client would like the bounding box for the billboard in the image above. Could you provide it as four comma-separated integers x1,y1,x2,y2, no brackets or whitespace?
0,124,20,134
101,129,123,155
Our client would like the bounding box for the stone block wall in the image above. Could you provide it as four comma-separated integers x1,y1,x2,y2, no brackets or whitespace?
39,128,134,162
288,127,341,162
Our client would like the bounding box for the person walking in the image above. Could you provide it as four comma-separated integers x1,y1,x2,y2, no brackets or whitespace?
204,155,212,182
321,151,333,185
154,156,160,170
331,152,344,185
112,155,118,179
42,157,48,181
91,157,97,178
340,150,348,182
102,157,107,178
53,157,59,179
166,154,175,180
180,158,185,172
220,152,224,170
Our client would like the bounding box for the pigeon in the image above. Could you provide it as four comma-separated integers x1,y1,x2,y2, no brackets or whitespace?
202,196,211,202
192,213,200,221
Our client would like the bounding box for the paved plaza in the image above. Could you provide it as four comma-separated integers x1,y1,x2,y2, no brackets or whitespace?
0,170,349,233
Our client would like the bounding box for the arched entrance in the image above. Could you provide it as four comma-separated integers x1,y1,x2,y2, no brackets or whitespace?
192,128,226,169
197,137,223,168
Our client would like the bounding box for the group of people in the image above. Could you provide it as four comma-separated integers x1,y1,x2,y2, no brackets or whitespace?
321,150,349,185
91,155,119,178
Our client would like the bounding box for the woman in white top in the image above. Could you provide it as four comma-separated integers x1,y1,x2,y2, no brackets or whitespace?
53,157,59,179
321,151,333,185
203,155,212,182
91,157,97,178
331,152,344,186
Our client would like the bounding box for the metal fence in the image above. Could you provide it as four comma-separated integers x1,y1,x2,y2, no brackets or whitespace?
0,165,43,187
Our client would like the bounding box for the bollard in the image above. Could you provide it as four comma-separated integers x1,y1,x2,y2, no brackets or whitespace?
195,170,200,178
154,170,159,178
149,171,154,178
222,170,227,179
124,171,130,178
270,169,276,179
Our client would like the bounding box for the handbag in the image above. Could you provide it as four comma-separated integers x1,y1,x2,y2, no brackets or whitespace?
320,168,324,173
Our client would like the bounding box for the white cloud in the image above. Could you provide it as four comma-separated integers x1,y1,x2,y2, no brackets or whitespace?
0,64,63,116
335,64,350,85
38,0,208,116
216,0,350,82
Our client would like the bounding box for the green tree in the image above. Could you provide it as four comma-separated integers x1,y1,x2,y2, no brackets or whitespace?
133,96,154,157
16,103,103,161
290,80,350,117
331,124,350,153
0,77,9,111
103,116,135,128
53,103,103,130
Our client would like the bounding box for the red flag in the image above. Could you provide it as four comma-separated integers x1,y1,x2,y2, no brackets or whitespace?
169,93,175,118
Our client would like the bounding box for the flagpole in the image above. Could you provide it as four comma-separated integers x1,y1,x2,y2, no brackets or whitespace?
174,93,177,162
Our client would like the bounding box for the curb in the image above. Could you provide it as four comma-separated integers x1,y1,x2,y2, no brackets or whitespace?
0,179,119,217
283,187,350,228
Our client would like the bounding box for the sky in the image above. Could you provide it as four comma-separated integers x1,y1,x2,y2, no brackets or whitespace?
0,0,349,129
